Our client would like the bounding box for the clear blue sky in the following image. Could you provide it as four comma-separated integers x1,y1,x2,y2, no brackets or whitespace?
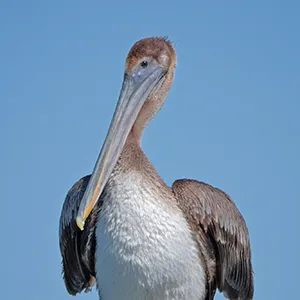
1,1,299,299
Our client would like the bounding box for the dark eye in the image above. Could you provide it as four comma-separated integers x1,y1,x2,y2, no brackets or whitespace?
140,60,148,68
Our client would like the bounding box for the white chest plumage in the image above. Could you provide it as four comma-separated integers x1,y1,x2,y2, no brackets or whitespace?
95,171,206,300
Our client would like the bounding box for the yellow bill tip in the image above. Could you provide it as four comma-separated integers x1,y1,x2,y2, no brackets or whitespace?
76,216,85,231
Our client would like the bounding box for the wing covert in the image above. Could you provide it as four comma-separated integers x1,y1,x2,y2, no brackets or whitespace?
172,179,254,300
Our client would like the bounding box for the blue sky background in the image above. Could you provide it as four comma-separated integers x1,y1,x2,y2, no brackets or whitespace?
1,1,299,299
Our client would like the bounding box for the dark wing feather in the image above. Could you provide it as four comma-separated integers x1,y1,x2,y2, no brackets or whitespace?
59,175,100,295
172,179,254,300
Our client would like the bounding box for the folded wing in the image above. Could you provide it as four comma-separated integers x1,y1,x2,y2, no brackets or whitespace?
172,179,253,300
59,175,100,295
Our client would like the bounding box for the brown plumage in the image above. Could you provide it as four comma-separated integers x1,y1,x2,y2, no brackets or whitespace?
59,37,254,300
172,180,254,300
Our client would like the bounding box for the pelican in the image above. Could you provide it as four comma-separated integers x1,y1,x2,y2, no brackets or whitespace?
59,37,254,300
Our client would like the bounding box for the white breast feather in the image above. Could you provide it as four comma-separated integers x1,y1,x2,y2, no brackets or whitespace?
95,172,206,300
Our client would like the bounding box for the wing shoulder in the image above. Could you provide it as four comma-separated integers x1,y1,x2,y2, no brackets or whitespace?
59,175,99,295
172,179,254,300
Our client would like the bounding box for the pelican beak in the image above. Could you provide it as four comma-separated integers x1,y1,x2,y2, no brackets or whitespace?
76,63,166,230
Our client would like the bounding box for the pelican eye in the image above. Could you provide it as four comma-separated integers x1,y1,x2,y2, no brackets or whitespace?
132,59,156,85
140,60,148,68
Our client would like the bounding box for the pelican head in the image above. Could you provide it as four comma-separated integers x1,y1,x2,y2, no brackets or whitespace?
76,37,177,229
